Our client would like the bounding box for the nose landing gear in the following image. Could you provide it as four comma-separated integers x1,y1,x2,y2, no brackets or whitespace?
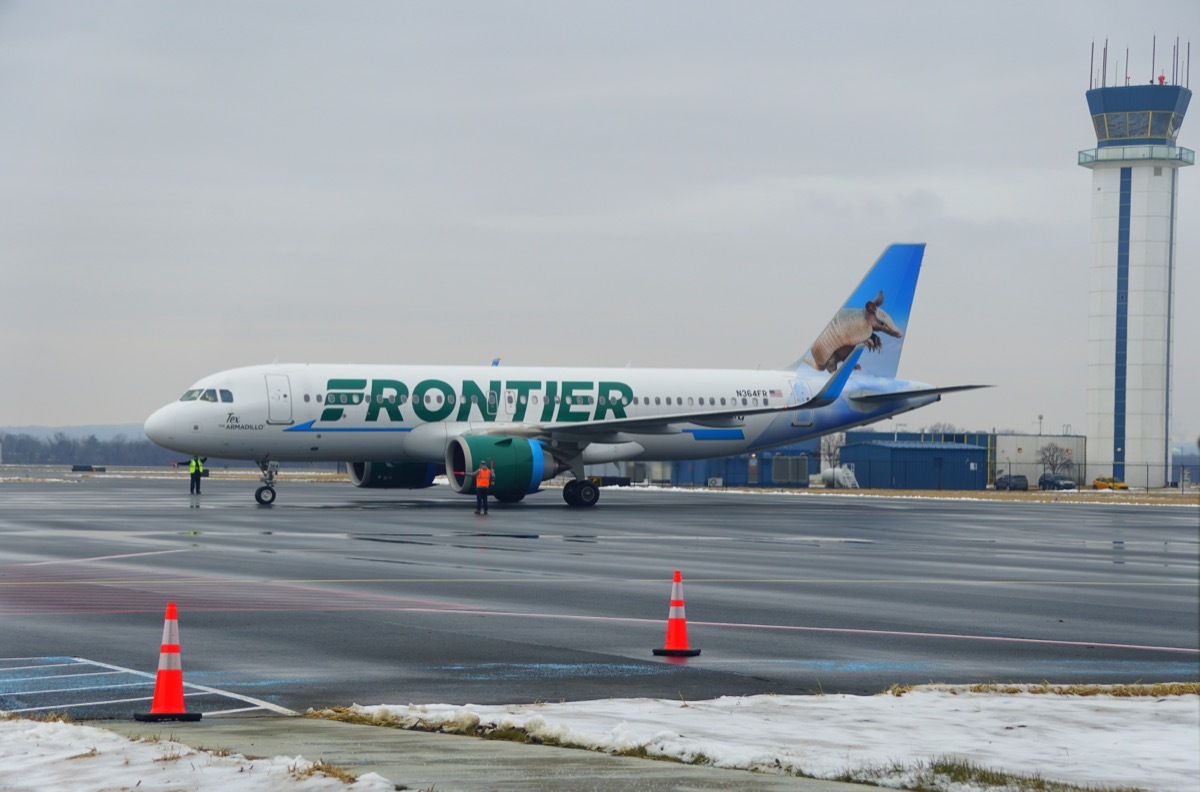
255,460,279,505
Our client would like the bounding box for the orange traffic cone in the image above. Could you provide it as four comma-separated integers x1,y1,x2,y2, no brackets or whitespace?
135,602,202,722
652,570,701,657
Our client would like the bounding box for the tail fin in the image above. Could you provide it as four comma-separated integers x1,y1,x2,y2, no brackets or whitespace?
791,243,924,378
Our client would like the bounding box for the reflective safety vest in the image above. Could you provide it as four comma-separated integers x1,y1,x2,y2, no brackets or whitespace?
189,457,204,474
475,467,491,488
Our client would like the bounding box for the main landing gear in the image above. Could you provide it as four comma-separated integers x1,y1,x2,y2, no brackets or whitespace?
255,460,279,505
562,478,600,508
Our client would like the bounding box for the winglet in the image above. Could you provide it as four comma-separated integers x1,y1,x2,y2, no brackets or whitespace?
802,346,863,409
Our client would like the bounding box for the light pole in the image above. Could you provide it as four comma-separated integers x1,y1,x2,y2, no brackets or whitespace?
1038,414,1043,435
894,422,906,441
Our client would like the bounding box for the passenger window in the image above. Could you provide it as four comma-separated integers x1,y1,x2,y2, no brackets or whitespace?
316,394,323,403
655,397,661,406
720,397,727,406
304,394,310,403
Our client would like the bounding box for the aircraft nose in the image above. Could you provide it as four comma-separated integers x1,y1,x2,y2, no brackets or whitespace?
144,405,176,446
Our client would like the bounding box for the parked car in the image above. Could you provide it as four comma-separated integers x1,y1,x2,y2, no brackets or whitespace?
1038,473,1077,490
1093,476,1129,490
995,474,1029,491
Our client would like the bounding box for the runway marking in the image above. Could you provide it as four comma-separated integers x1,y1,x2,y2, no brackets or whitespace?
0,658,297,717
376,607,1200,656
79,659,297,716
20,682,151,695
11,670,127,681
14,549,190,567
2,577,1193,587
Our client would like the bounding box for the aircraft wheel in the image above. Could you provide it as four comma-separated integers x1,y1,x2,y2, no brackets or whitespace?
562,480,580,506
574,480,600,507
255,486,277,506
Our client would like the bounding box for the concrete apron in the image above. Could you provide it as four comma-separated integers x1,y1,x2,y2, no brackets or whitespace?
97,716,872,791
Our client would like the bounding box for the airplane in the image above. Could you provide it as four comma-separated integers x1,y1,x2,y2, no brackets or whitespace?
144,243,985,507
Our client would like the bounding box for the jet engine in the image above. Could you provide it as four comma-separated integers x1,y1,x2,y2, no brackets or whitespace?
445,436,565,502
347,461,442,489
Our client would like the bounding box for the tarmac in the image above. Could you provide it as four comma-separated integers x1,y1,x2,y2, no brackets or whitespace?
98,715,873,791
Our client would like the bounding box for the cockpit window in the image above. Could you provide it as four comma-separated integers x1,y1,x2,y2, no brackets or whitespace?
180,389,203,401
220,389,233,403
201,389,219,402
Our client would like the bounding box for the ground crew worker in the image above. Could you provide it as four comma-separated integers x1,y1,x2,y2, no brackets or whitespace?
188,455,206,494
474,460,493,515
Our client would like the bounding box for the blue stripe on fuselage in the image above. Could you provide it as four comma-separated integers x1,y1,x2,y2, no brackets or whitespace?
684,428,746,441
283,420,412,432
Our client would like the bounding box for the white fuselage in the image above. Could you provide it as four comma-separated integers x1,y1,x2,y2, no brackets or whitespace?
144,362,931,464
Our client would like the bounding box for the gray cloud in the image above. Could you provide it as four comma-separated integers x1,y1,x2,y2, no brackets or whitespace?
1,1,1196,446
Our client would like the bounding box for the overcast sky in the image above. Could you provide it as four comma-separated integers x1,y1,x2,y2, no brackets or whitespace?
1,2,1196,447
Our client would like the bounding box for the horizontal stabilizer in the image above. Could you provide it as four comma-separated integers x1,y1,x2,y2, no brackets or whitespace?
848,384,992,405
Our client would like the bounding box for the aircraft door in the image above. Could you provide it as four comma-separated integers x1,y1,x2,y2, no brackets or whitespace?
265,374,294,425
789,379,813,427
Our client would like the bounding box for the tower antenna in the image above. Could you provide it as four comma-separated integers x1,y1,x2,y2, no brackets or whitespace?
1151,35,1156,84
1090,40,1095,90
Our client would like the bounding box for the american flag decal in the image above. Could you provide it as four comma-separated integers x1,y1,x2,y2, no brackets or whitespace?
769,389,783,398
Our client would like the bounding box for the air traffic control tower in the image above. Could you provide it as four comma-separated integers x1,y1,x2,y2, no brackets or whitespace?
1079,43,1191,488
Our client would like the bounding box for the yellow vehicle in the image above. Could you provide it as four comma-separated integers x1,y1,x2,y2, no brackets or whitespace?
1093,476,1129,490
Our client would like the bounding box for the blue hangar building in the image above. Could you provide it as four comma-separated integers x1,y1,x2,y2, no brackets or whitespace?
839,439,989,490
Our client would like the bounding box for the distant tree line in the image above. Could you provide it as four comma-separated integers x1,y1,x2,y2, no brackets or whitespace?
0,432,183,466
0,432,340,469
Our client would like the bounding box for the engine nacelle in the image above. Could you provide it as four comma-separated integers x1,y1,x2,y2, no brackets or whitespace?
347,461,442,489
445,436,564,499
